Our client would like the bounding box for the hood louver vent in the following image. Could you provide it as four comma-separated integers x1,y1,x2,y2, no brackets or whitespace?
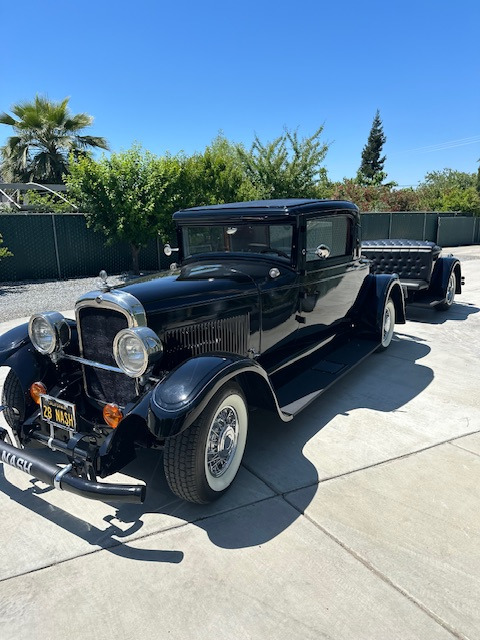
164,315,249,366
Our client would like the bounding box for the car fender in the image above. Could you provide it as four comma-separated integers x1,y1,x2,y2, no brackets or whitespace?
0,324,49,392
150,354,290,438
0,323,31,364
373,274,406,329
430,256,462,297
355,274,406,332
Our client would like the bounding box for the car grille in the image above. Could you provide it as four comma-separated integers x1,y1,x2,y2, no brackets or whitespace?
163,315,250,368
77,306,136,406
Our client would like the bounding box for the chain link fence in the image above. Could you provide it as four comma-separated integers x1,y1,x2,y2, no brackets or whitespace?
0,213,173,282
0,211,478,283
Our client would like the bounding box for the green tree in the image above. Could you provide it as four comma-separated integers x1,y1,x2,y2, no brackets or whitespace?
417,169,480,214
357,110,387,185
180,135,259,207
0,232,12,260
0,95,108,183
21,190,75,213
439,186,480,215
237,126,330,198
331,179,419,212
67,146,182,274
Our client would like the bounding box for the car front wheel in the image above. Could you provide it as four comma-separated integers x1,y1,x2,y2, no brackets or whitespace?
1,369,25,446
163,383,248,504
1,369,25,429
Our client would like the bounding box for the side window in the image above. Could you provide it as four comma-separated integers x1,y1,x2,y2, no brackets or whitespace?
306,216,351,263
269,225,293,257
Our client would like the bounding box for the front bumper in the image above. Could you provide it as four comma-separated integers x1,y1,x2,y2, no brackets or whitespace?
0,439,146,504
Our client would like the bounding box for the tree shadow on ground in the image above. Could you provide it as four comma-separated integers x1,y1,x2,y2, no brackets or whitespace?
0,284,28,297
1,334,435,564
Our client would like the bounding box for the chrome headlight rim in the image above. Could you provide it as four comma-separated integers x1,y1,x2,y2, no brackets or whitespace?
113,327,163,378
28,312,71,355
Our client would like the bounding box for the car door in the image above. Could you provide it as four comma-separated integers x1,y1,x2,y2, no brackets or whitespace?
298,212,367,345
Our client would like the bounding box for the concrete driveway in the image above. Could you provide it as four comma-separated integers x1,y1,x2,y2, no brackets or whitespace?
1,246,479,640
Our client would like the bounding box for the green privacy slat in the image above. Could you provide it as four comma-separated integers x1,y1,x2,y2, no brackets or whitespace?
1,212,477,283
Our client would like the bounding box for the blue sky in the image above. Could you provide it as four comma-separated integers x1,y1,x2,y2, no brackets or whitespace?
2,0,479,187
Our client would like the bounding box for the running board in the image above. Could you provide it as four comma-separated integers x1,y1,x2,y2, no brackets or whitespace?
273,337,379,417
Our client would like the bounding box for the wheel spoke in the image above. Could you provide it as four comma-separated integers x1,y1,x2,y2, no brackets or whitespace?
206,405,238,478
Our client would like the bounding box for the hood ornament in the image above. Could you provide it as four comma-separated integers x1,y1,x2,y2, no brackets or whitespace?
99,269,112,292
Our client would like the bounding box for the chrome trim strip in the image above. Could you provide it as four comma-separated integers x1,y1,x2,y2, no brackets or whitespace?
75,290,147,328
60,352,124,374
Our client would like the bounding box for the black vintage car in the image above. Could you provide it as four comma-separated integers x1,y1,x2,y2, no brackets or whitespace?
361,239,463,310
0,199,405,506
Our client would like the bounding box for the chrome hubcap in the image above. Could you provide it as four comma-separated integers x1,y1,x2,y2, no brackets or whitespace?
207,406,238,478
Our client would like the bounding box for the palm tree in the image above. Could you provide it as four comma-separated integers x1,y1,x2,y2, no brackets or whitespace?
0,95,109,183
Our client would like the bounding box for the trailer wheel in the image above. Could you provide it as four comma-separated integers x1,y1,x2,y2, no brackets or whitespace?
163,383,248,504
436,271,456,311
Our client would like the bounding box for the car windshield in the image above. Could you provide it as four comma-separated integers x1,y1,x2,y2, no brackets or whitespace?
182,224,293,261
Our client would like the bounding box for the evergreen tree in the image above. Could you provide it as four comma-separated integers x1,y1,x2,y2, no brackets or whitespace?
357,110,387,185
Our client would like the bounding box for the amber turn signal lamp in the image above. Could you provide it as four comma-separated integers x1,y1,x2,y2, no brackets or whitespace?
103,403,123,428
30,381,47,405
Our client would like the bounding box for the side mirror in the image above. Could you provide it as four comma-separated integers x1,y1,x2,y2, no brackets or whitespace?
315,244,331,260
164,244,179,257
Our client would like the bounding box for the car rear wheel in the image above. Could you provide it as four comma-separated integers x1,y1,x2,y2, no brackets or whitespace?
436,271,456,311
163,383,248,504
377,298,395,351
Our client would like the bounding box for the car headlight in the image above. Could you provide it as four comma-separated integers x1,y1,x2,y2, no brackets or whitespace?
113,327,163,377
28,312,71,355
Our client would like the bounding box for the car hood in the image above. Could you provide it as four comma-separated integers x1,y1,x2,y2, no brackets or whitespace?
113,261,263,316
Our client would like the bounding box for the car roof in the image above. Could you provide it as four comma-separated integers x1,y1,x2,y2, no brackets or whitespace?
173,199,358,222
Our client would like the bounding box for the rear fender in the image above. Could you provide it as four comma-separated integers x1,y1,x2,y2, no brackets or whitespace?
430,257,462,296
150,354,289,438
355,274,406,332
383,278,406,327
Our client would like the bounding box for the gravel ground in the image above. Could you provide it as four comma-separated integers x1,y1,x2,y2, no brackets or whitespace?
0,274,125,322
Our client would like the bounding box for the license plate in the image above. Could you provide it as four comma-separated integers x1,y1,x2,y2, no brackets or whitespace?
40,395,77,432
